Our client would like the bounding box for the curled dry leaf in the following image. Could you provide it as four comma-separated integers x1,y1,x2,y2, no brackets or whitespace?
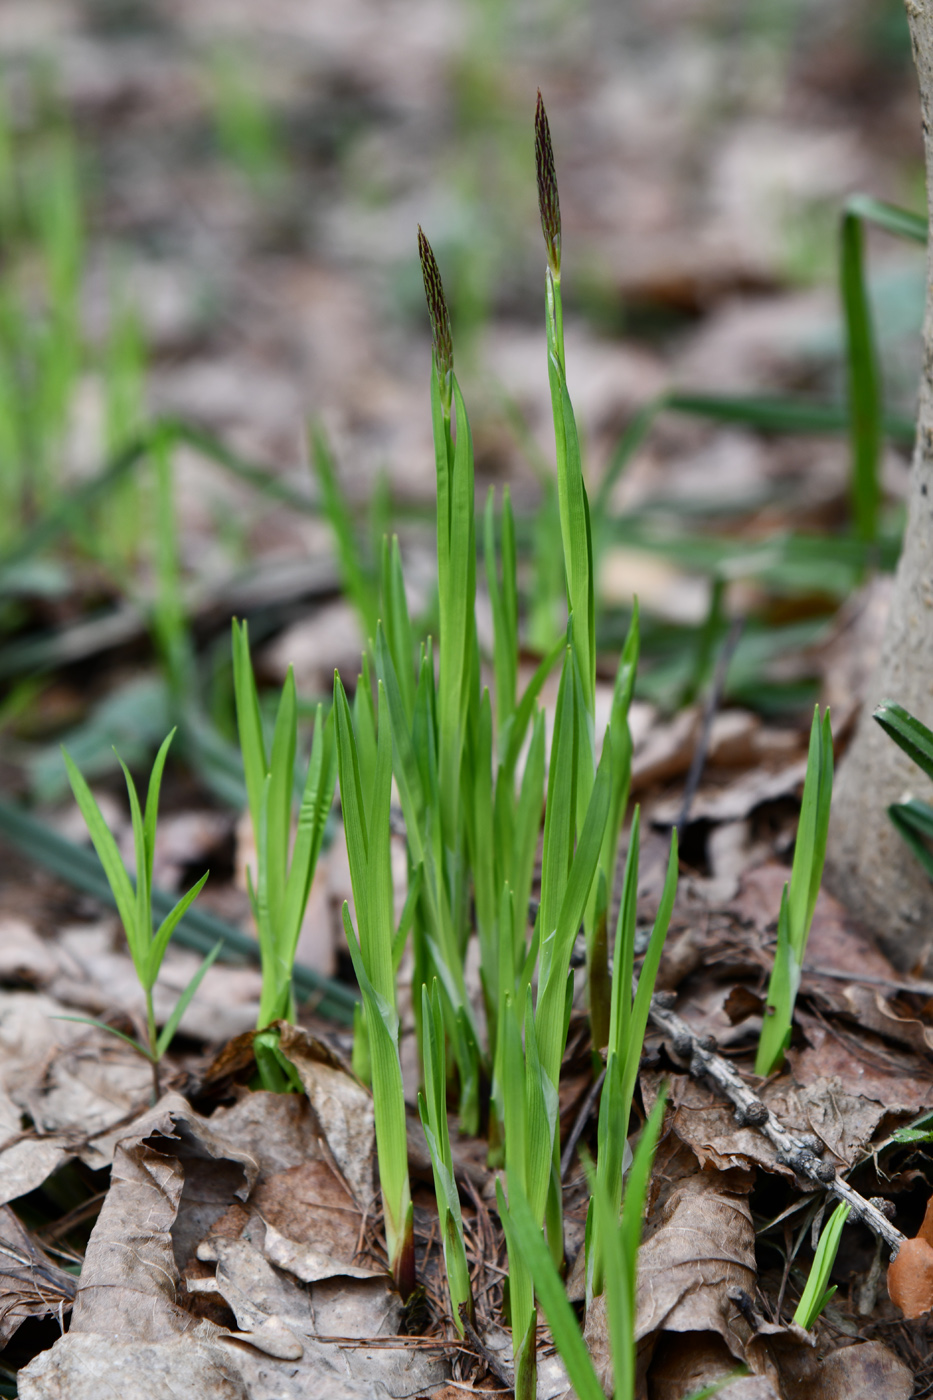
649,1331,781,1400
888,1194,933,1319
18,1088,449,1400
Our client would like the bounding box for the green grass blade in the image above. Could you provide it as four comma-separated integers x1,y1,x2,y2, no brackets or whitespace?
142,730,176,899
845,193,927,245
117,755,150,978
231,619,268,836
380,535,416,725
874,699,933,783
485,487,518,730
840,209,882,543
148,870,210,987
53,1015,151,1061
281,706,337,966
501,636,564,778
266,666,298,930
341,902,414,1297
501,1178,605,1400
793,1202,850,1329
155,938,224,1058
61,748,136,948
755,885,797,1076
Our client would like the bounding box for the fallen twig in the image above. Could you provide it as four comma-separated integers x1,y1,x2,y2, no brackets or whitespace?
648,993,906,1256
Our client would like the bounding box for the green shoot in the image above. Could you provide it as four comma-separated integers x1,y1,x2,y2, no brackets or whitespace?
587,816,677,1302
232,619,337,1088
500,1090,667,1400
840,207,882,545
334,672,415,1299
62,730,217,1100
793,1202,850,1329
536,91,595,716
756,707,833,1075
418,980,473,1332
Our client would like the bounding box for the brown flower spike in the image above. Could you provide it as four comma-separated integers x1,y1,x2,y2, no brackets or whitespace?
417,226,453,397
535,90,561,278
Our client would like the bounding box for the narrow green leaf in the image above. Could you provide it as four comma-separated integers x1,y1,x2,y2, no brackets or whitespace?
501,1179,605,1400
841,210,882,543
61,747,136,950
147,870,210,989
845,193,927,245
793,1202,850,1329
874,700,933,784
53,1014,152,1060
155,939,223,1058
231,618,268,838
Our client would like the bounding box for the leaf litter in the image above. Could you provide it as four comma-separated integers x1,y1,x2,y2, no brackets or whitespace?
1,1,933,1396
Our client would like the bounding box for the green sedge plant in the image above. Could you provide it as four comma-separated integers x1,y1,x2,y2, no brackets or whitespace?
756,706,833,1076
232,618,337,1090
793,1201,851,1329
62,729,219,1100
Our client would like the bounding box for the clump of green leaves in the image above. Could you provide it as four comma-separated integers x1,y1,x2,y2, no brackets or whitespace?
793,1201,851,1329
62,730,219,1100
756,706,833,1076
232,619,336,1090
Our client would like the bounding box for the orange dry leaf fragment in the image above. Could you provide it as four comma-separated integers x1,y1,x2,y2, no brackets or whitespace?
888,1195,933,1318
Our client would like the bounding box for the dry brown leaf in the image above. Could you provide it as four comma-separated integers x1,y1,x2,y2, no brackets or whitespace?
790,1016,933,1118
634,1170,757,1358
18,1090,449,1399
646,1064,890,1191
888,1194,933,1319
841,984,933,1055
277,1023,375,1207
764,1335,914,1400
0,1204,76,1345
648,1331,780,1400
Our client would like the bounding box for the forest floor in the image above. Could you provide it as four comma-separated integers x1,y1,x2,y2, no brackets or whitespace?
1,1,932,1396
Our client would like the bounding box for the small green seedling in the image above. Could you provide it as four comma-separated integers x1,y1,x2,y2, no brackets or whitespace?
232,619,337,1090
756,706,833,1076
793,1201,851,1329
500,1091,667,1400
62,729,219,1100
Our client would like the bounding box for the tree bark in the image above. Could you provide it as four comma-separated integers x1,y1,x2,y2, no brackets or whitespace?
824,0,933,970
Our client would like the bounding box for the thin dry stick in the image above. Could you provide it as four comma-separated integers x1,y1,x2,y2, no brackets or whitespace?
648,993,906,1256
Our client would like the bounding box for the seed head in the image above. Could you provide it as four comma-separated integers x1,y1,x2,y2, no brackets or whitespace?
535,90,561,278
417,226,453,394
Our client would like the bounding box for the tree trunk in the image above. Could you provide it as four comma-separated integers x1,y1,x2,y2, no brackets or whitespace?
824,0,933,970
